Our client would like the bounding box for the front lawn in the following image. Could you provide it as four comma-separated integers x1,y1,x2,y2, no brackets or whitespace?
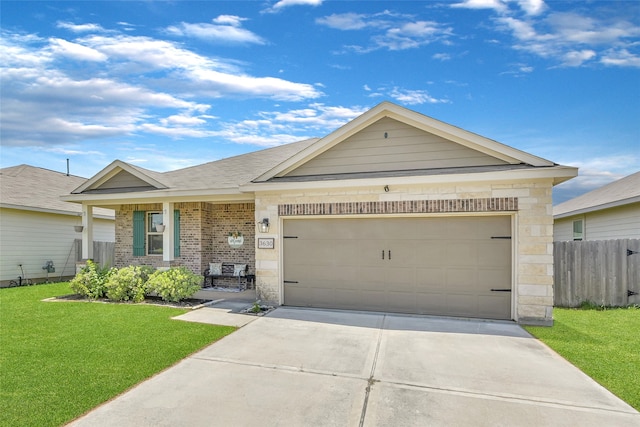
524,306,640,411
0,283,236,427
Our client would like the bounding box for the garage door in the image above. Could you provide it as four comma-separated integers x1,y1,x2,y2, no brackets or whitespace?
283,216,512,319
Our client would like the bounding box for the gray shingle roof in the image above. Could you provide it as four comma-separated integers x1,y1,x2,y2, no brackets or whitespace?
553,171,640,218
161,138,319,190
0,165,114,217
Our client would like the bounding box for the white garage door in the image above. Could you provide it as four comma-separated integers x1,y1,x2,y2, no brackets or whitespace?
283,216,512,319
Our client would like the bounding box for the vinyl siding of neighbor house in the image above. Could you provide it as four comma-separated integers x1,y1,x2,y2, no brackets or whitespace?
0,208,115,284
554,203,640,241
283,117,508,177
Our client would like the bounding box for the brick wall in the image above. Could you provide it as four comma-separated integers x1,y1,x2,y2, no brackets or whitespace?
115,202,255,279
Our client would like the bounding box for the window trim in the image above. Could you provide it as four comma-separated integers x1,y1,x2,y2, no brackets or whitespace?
147,211,164,256
572,218,584,241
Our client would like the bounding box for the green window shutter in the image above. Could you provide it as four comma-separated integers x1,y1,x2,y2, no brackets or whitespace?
133,211,145,256
174,209,181,257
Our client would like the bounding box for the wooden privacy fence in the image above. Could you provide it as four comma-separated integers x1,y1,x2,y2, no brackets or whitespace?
74,239,115,269
553,239,640,307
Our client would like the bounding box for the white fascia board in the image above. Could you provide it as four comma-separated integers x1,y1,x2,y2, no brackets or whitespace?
553,196,640,219
61,188,253,207
0,203,115,220
241,165,578,193
72,160,168,194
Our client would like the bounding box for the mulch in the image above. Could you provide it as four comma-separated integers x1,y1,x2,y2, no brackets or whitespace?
49,294,213,308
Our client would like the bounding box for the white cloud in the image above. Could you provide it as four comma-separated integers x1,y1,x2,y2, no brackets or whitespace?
212,15,246,26
265,0,323,14
390,88,450,105
560,49,596,67
495,11,640,68
516,0,546,16
0,28,326,148
48,38,107,62
215,103,367,146
166,16,265,44
56,21,105,33
451,0,507,14
601,49,640,67
316,13,369,30
317,12,453,53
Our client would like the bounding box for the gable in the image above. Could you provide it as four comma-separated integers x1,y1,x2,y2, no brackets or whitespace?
92,170,157,192
282,117,509,178
71,160,168,194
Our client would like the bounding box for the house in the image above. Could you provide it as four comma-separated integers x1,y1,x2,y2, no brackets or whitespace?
553,171,640,241
0,165,115,286
62,102,577,325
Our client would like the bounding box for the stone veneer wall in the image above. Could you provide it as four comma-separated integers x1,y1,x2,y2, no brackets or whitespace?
254,179,554,325
115,202,255,280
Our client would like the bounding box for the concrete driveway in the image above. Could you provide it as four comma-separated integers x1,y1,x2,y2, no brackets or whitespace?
68,308,639,427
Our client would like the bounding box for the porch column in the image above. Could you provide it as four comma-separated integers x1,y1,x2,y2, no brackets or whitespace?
162,201,174,262
81,204,94,259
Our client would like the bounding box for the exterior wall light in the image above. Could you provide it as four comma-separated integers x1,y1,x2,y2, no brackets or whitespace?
258,218,270,233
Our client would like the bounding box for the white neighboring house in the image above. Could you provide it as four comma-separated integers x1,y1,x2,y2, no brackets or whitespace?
0,165,115,286
553,171,640,241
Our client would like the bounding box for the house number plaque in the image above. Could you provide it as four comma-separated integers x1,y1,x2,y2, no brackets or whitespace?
258,238,275,249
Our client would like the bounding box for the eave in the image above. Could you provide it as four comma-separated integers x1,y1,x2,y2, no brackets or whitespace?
554,196,640,219
241,165,578,193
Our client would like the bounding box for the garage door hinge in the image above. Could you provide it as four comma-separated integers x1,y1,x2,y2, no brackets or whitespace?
284,280,299,284
491,236,512,239
283,236,298,239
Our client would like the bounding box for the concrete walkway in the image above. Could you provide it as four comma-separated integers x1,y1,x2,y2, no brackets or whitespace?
68,308,639,427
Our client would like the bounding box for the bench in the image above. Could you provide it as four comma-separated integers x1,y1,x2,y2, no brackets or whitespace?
203,263,251,290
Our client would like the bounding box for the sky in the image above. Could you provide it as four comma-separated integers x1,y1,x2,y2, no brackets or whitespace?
1,0,639,204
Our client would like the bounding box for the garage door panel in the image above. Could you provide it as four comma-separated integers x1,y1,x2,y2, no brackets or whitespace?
477,268,511,289
283,216,512,319
478,242,511,265
446,243,477,266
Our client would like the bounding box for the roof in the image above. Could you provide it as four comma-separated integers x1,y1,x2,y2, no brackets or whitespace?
0,164,115,218
254,102,556,182
63,101,577,205
553,171,640,218
71,138,319,195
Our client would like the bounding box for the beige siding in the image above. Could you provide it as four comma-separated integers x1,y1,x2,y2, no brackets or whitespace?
99,170,154,190
554,203,640,241
284,117,508,177
0,208,114,284
553,216,578,242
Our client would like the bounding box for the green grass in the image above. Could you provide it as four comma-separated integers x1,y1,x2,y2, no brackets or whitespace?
0,283,236,427
524,306,640,411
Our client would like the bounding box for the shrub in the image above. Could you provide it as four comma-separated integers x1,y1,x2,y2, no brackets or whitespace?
105,265,155,303
147,267,201,302
69,260,111,299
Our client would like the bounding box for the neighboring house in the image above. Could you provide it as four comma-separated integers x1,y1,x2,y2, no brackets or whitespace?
553,171,640,241
62,102,577,325
0,165,115,286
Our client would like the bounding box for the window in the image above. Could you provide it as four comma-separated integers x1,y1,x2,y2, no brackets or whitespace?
573,219,583,241
147,212,163,255
133,210,180,257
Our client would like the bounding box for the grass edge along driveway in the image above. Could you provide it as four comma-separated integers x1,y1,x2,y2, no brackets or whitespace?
0,283,236,427
524,306,640,411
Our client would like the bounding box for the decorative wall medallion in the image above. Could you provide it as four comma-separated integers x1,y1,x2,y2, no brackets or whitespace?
228,232,244,248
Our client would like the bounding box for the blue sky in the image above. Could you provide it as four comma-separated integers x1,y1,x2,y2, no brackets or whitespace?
1,0,638,203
